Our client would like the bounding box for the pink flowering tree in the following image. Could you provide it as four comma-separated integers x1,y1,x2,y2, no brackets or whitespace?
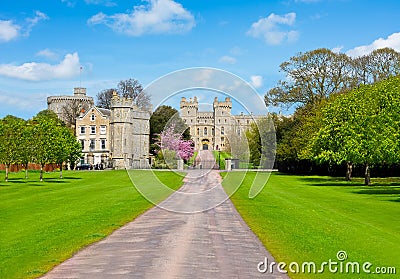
158,124,194,164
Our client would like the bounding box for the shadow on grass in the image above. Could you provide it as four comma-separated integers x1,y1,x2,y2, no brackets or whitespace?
353,187,400,195
298,176,366,187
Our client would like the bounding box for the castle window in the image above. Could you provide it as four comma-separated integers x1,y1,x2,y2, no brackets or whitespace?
218,119,220,123
191,119,193,123
187,110,190,115
222,111,224,115
90,126,96,134
212,128,215,136
247,120,250,124
80,140,85,150
89,139,95,151
80,126,86,134
101,139,106,150
238,129,241,136
197,128,200,135
204,127,207,135
91,114,95,121
224,119,227,123
100,125,106,135
221,137,224,142
221,126,224,135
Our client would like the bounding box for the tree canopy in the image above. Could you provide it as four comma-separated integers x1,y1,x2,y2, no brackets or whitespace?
308,76,400,185
96,78,151,110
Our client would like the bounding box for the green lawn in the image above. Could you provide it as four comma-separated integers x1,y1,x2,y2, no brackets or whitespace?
222,172,400,278
0,170,184,279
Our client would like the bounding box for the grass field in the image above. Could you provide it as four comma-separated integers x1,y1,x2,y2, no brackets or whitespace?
222,172,400,278
0,170,184,279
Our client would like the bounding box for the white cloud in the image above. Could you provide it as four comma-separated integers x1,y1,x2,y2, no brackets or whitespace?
331,46,343,53
88,0,195,36
0,11,48,42
0,20,20,42
36,49,59,60
26,11,49,34
219,55,237,64
250,75,263,89
346,32,400,57
0,52,81,81
247,12,299,45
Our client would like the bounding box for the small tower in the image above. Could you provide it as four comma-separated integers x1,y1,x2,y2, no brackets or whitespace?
214,97,232,150
180,96,198,130
110,93,150,169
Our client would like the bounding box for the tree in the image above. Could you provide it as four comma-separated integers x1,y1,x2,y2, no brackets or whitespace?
352,48,400,86
245,117,276,169
31,111,62,181
61,99,91,132
96,89,115,109
54,125,82,178
308,76,400,185
150,105,190,155
96,78,151,110
157,124,194,167
0,116,25,182
265,48,354,107
19,123,34,179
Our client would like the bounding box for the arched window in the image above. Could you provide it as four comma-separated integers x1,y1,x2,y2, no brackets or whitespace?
204,127,208,135
197,128,200,135
212,128,215,136
221,126,224,135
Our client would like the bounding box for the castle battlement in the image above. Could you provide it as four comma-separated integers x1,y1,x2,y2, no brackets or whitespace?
180,96,198,109
110,92,137,109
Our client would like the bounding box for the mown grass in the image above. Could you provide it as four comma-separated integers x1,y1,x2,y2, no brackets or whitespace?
0,170,184,279
222,172,400,278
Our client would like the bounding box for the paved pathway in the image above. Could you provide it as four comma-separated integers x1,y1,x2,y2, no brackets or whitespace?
42,151,288,279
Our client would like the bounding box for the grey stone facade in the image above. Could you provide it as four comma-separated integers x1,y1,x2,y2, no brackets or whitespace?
49,88,150,169
180,96,262,151
110,92,150,169
47,87,94,124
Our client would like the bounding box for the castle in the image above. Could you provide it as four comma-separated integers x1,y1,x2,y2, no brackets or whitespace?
47,88,150,169
180,96,261,151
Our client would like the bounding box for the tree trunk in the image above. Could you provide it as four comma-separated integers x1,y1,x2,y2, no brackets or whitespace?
24,162,29,179
364,163,371,186
5,164,9,182
345,161,353,181
40,164,44,182
59,163,63,179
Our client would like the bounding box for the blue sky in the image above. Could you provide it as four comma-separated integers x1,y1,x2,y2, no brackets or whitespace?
1,0,400,119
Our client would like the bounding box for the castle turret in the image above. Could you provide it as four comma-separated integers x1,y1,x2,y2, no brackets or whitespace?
110,94,150,169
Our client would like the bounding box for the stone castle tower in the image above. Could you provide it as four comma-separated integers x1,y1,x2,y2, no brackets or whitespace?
47,87,94,124
180,96,260,151
110,92,150,169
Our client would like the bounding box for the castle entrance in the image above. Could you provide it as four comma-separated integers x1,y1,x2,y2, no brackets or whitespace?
202,139,210,150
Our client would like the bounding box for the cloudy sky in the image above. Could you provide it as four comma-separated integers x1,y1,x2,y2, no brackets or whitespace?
1,0,399,118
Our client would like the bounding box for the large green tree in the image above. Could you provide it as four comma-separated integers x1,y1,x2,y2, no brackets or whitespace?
54,125,82,178
31,110,63,181
309,76,400,185
265,48,354,107
245,117,276,169
0,116,25,182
